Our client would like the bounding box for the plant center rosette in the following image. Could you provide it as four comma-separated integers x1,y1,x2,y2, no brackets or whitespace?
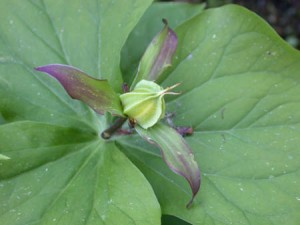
35,20,200,207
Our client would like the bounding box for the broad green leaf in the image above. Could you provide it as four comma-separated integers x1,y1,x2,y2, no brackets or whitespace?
0,121,160,225
0,0,161,224
35,64,124,116
0,0,152,91
121,2,205,85
0,121,95,179
118,4,300,225
135,123,200,207
0,0,152,128
131,21,177,88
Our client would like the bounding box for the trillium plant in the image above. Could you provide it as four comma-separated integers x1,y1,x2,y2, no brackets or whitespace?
1,1,300,224
35,20,201,208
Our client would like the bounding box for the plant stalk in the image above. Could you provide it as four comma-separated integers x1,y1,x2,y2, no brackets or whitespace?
101,117,127,139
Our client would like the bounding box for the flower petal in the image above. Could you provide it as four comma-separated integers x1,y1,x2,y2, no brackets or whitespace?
131,20,177,88
35,64,124,116
135,123,200,207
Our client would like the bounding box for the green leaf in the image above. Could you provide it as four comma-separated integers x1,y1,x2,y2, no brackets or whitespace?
0,121,161,225
35,64,124,116
119,4,300,225
0,0,152,91
131,21,177,88
121,2,205,85
0,121,95,179
135,123,200,207
0,0,161,224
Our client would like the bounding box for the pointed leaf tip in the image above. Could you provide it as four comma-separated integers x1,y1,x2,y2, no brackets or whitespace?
131,21,178,88
135,123,200,207
35,64,124,116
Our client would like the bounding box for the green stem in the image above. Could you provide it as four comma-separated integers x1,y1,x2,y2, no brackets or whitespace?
101,117,127,139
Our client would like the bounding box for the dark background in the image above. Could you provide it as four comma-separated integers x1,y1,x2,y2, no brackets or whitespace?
161,0,300,49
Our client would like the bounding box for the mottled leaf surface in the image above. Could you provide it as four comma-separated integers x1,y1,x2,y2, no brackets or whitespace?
118,4,300,225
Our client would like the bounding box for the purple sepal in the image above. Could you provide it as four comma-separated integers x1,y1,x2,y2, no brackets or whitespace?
135,123,200,207
35,64,124,116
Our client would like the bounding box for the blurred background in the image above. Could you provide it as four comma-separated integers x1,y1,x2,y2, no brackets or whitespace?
161,0,300,49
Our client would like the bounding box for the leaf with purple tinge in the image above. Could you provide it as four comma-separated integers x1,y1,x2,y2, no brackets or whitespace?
135,122,200,207
35,64,124,116
131,20,178,88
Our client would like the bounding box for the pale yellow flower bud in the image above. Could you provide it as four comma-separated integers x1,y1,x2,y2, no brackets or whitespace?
120,80,179,129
